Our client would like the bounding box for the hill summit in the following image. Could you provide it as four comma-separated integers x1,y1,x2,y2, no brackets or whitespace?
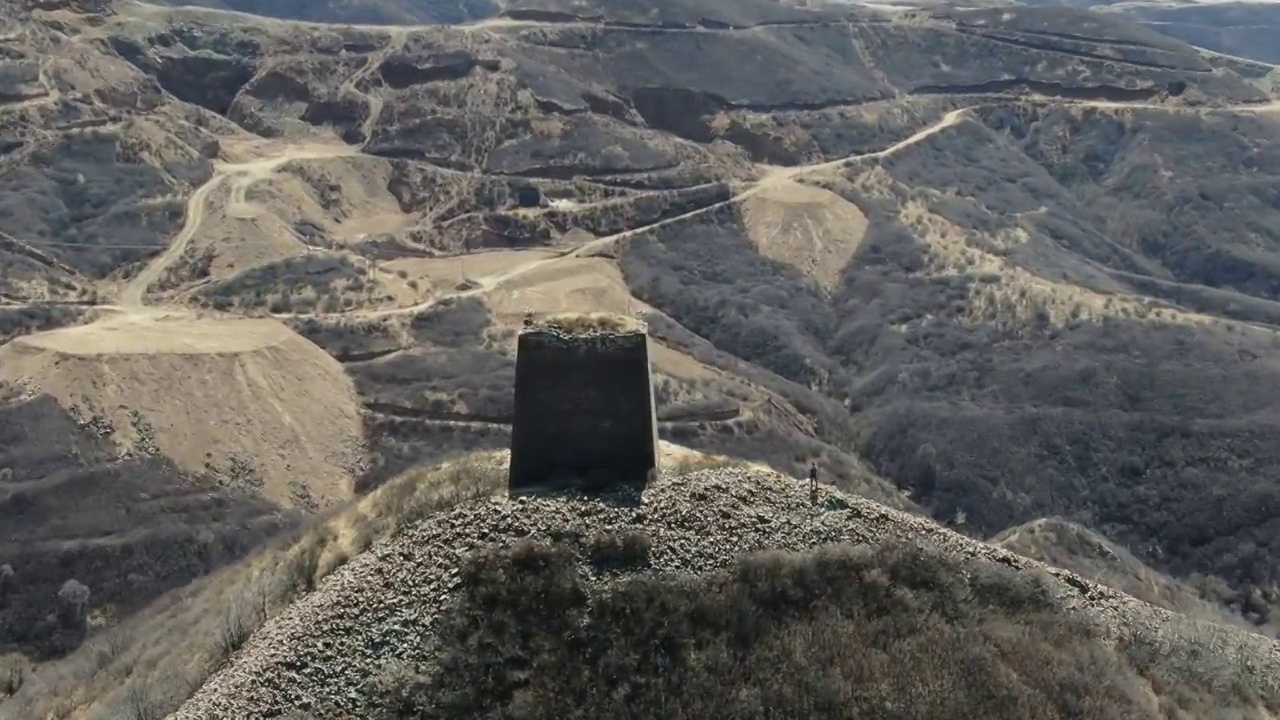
172,466,1280,719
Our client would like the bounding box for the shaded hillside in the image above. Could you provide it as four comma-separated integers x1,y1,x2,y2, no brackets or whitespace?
992,518,1267,631
0,447,732,719
144,0,856,25
3,1,1263,297
613,98,1280,630
1,450,507,719
0,391,296,664
6,0,1280,698
1106,2,1280,65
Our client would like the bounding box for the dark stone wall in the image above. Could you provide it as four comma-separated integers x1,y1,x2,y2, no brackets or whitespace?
508,329,659,493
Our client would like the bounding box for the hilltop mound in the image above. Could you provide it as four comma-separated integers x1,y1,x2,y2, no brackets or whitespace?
173,467,1280,719
0,311,365,508
0,444,742,719
740,178,869,292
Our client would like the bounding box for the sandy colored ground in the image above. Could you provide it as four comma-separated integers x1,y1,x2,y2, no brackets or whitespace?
0,311,366,509
740,178,869,291
120,138,362,307
14,310,288,355
486,256,643,318
383,249,562,293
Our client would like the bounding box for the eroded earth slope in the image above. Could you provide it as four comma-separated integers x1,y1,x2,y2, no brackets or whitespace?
5,0,1280,695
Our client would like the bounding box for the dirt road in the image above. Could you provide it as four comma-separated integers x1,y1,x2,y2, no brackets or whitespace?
565,108,969,259
268,108,970,322
22,95,1279,320
118,141,357,307
338,29,408,141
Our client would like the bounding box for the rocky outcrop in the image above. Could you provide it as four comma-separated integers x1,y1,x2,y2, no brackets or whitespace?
107,36,257,115
0,62,46,104
29,0,113,13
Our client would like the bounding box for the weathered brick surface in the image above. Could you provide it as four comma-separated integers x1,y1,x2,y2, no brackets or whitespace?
508,328,659,493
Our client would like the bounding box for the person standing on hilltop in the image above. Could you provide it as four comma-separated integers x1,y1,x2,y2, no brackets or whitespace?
808,461,819,496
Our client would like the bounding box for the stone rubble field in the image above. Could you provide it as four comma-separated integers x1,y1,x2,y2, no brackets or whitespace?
174,466,1280,718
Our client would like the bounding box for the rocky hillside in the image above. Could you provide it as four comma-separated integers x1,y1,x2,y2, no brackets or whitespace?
0,380,298,667
165,468,1280,718
5,0,1280,700
992,517,1267,631
1027,0,1280,66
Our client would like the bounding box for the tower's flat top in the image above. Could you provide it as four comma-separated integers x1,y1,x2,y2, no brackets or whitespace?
521,312,646,337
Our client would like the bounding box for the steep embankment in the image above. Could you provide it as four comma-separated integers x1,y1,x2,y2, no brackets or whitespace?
0,389,295,665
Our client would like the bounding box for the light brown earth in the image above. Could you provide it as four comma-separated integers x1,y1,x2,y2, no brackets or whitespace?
740,180,869,292
0,309,365,508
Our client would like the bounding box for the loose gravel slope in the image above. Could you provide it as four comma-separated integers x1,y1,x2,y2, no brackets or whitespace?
174,467,1280,718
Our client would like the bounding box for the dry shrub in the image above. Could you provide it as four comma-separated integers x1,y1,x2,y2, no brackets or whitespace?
706,111,732,136
536,311,643,335
377,539,1213,720
664,451,747,476
587,530,653,572
529,118,565,138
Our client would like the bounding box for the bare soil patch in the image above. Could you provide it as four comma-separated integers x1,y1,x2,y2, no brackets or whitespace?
0,312,366,509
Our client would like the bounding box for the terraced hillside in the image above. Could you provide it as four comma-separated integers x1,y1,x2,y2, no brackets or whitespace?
1054,0,1280,67
5,0,1280,705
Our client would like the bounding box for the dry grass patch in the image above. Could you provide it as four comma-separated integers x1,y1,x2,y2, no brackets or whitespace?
662,448,753,476
896,199,1226,331
992,519,1259,632
3,453,508,720
529,118,566,138
535,311,644,335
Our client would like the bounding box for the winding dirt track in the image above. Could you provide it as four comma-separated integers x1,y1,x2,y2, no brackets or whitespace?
118,141,358,308
339,29,408,142
12,0,1280,324
20,95,1280,323
118,177,222,307
559,108,970,261
271,98,1280,321
251,107,972,322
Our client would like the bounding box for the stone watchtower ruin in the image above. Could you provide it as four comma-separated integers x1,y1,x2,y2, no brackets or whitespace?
508,313,660,494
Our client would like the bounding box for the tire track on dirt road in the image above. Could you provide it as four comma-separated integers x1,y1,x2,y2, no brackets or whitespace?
269,108,972,323
119,141,359,308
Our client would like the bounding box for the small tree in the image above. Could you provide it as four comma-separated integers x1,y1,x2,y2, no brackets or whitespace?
909,442,939,496
3,664,21,697
0,563,13,603
57,578,91,629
